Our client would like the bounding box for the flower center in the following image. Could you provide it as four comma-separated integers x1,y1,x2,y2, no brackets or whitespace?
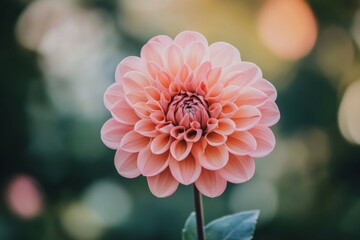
167,91,209,130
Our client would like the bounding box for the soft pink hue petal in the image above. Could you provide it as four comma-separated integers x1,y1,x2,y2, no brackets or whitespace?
122,71,151,93
209,42,241,68
147,168,179,198
148,35,173,47
234,87,268,107
249,125,276,158
195,169,227,198
101,119,132,149
232,105,261,131
116,56,146,80
169,154,201,185
205,132,227,146
104,82,124,110
218,155,255,183
134,119,158,137
196,144,229,170
185,42,208,70
141,41,165,67
151,134,173,154
174,31,208,49
214,118,236,135
114,149,141,178
165,44,185,77
226,130,257,155
222,62,262,88
170,139,193,161
252,78,277,101
137,148,169,176
120,130,150,153
258,100,280,126
111,98,140,124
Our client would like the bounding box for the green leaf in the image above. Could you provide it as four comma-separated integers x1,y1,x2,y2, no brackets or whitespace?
182,212,197,240
205,210,259,240
182,210,259,240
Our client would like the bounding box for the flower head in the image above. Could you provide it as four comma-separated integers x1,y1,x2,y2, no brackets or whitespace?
101,31,280,198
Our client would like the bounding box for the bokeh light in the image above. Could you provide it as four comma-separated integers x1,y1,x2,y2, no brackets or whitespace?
257,0,317,60
5,175,43,219
82,180,132,228
338,80,360,144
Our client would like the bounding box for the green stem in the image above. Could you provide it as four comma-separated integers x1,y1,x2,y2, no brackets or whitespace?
193,184,206,240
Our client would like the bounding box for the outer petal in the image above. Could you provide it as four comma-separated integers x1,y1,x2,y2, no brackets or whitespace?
214,118,236,136
196,144,229,170
148,35,173,47
185,42,208,70
248,125,276,158
226,131,257,155
122,71,151,93
252,78,277,101
111,98,140,124
218,155,254,184
169,154,201,185
258,100,280,126
116,56,146,80
101,118,132,149
120,130,150,153
231,105,261,131
209,42,241,68
147,168,179,198
140,41,165,67
134,119,158,137
114,149,141,178
104,82,124,110
137,148,169,176
165,44,185,77
174,31,208,49
222,62,262,88
234,87,268,108
195,169,227,198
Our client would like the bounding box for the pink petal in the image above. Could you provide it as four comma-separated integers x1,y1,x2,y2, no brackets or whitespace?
185,42,208,70
174,31,208,49
133,102,151,118
220,86,241,102
258,100,280,126
156,71,172,89
166,44,185,77
147,61,162,81
104,83,124,110
214,118,236,135
206,118,218,132
170,139,193,161
169,154,201,185
234,87,268,107
184,128,202,142
150,134,173,154
148,35,173,47
252,78,277,101
195,169,227,198
125,92,148,106
231,105,261,131
116,56,146,80
196,144,229,170
209,103,222,118
141,41,165,67
218,155,255,183
206,67,222,90
110,98,140,124
205,132,227,146
120,130,150,153
137,148,169,176
150,110,165,123
144,86,161,102
122,71,150,93
206,84,222,103
209,42,241,68
248,125,276,158
222,62,261,88
114,149,140,178
147,168,179,198
226,130,257,155
134,119,158,137
170,126,185,139
220,102,238,118
101,118,132,149
156,121,174,134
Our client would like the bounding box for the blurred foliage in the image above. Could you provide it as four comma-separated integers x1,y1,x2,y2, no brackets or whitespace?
1,0,360,240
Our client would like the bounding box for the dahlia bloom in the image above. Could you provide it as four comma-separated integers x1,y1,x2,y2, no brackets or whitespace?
101,31,280,198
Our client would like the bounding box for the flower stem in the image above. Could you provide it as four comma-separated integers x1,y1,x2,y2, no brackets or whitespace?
193,184,206,240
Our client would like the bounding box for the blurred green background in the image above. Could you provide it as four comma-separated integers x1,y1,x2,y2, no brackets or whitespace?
1,0,360,239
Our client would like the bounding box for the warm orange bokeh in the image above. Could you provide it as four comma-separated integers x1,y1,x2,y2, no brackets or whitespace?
258,0,318,60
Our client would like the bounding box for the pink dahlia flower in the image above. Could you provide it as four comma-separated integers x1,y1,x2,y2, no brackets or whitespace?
101,31,280,198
